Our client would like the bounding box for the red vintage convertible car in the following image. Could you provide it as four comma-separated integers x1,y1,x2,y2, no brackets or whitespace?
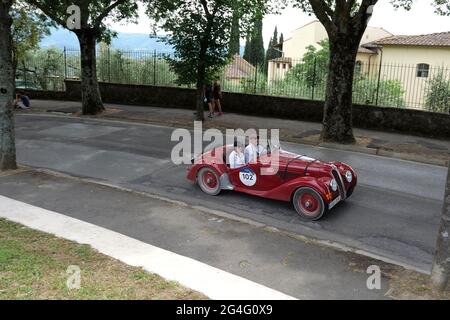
186,143,357,220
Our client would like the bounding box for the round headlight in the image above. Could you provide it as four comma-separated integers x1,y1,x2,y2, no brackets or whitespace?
345,171,353,183
330,179,338,192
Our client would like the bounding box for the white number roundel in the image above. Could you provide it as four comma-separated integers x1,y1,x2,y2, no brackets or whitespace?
239,168,257,187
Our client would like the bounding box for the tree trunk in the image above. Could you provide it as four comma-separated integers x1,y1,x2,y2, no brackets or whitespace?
0,0,17,171
195,47,207,122
77,31,104,115
431,163,450,291
320,37,358,144
196,86,205,121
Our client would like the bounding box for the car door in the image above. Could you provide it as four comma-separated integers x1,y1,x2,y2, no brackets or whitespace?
228,159,283,191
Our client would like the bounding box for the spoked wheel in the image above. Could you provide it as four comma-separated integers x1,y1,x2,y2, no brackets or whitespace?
197,167,221,196
293,187,326,221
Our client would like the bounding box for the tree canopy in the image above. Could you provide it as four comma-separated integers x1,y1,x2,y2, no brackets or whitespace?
11,1,53,70
146,0,271,86
391,0,450,15
27,0,140,114
228,0,241,56
146,0,276,120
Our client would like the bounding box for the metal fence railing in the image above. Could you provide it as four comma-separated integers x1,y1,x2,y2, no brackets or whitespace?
15,48,450,113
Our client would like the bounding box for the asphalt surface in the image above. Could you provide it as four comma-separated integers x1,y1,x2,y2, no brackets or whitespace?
0,170,391,299
12,114,447,272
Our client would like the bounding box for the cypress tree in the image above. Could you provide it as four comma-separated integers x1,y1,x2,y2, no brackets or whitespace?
243,34,251,61
265,26,278,69
247,16,265,67
277,33,284,57
228,5,240,56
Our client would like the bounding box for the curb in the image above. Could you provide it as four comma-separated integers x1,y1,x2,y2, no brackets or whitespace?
377,149,449,167
0,194,295,300
319,141,449,167
19,166,431,275
319,142,378,155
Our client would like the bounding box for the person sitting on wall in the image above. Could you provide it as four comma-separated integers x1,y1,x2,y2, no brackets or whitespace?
229,141,245,169
14,91,31,109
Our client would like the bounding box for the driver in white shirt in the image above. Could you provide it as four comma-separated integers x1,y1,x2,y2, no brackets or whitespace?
245,135,265,164
229,141,245,169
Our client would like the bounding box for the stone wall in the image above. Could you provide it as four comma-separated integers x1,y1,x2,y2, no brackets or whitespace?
24,80,450,138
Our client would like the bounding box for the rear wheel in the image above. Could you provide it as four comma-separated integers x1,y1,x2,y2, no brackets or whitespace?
197,167,221,196
293,187,326,221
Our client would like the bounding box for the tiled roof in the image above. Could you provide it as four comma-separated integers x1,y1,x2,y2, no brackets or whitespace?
373,32,450,47
358,46,376,54
224,54,255,79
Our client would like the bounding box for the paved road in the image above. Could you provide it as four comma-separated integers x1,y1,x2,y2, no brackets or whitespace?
13,114,447,272
0,171,390,299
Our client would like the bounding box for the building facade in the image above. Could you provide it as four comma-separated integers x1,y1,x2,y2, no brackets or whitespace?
269,20,450,109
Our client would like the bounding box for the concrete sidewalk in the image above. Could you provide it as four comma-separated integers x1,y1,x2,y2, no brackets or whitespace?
22,99,450,166
0,168,409,300
0,194,294,300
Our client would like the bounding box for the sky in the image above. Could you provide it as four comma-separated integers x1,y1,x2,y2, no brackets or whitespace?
108,0,450,48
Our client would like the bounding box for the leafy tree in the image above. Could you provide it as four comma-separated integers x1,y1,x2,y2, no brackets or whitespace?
391,0,450,16
27,0,139,115
96,46,178,86
22,48,65,90
292,0,449,143
228,1,241,57
285,39,329,88
425,70,450,113
353,78,405,107
0,0,17,170
11,1,52,76
146,0,270,121
293,0,380,143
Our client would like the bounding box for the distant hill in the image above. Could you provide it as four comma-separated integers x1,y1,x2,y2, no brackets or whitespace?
40,28,245,55
40,28,174,53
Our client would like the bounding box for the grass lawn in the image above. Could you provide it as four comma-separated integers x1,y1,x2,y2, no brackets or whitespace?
0,218,206,300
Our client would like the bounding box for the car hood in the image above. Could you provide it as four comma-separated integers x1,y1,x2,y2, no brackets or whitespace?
262,150,334,178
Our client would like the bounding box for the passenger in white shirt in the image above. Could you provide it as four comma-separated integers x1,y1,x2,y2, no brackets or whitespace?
245,135,265,164
229,142,245,169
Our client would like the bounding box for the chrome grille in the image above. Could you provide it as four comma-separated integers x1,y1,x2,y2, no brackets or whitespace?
331,168,346,199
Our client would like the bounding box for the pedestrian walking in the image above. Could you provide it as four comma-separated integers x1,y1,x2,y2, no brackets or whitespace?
204,82,215,119
213,79,223,116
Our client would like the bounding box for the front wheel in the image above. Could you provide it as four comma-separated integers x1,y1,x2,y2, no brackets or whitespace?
346,186,355,199
197,167,221,196
292,187,326,221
